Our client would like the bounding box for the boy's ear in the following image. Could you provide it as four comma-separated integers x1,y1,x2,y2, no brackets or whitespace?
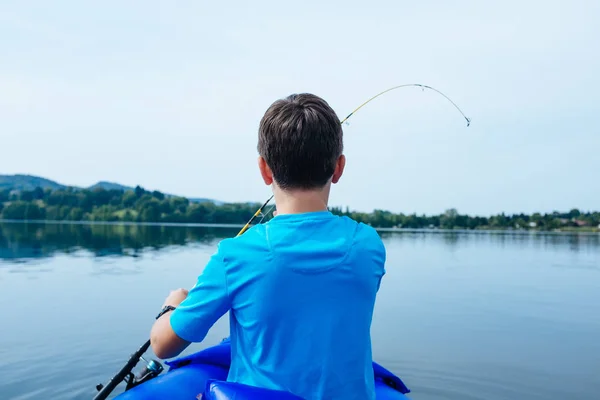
258,156,274,185
331,154,346,184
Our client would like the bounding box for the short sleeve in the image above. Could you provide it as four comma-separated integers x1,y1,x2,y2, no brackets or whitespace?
169,250,232,343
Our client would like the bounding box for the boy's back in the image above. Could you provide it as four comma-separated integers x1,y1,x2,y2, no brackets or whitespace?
150,93,386,400
171,210,386,399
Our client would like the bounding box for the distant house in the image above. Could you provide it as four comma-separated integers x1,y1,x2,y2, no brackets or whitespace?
574,220,588,227
528,222,537,228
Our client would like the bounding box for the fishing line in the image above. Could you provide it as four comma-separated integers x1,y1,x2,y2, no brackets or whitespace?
239,83,471,232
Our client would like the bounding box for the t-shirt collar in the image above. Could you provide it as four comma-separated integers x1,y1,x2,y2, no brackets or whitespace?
269,210,334,222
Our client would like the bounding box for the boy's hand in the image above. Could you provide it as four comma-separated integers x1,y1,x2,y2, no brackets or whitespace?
162,288,188,308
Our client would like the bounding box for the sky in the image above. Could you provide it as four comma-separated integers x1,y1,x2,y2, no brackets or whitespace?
1,0,598,216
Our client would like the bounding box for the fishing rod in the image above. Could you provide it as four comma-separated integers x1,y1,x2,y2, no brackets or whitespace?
92,83,469,398
236,195,274,235
93,340,155,400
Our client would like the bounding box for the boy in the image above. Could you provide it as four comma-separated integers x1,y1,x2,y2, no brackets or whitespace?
150,93,386,400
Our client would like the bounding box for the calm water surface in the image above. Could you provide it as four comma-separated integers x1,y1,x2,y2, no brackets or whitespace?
0,222,599,400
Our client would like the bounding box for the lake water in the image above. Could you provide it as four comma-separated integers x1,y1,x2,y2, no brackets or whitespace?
0,222,599,400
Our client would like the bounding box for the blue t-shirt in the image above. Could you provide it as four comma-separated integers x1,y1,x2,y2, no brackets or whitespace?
170,210,386,400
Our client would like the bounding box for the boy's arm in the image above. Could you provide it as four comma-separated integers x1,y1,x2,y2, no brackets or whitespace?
150,289,191,359
150,251,231,359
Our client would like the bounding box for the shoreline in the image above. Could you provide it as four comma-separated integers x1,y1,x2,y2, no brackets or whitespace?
1,219,598,236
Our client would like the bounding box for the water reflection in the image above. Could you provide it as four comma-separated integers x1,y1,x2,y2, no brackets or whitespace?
0,222,238,263
1,222,598,264
378,229,600,254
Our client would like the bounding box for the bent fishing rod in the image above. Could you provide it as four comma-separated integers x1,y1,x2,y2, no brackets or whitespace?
93,84,469,398
241,83,472,230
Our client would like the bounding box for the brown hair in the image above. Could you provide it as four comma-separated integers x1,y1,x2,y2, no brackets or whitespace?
258,93,343,190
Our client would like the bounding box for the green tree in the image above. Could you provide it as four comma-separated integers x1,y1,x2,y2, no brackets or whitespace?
45,206,60,220
67,208,84,220
2,202,26,219
47,190,79,207
1,202,45,220
139,199,161,222
187,203,215,223
440,208,458,229
32,186,45,200
91,205,118,221
20,190,34,201
531,213,542,224
134,185,146,198
545,218,561,230
122,191,137,207
0,189,10,202
159,199,173,215
122,210,135,222
170,197,189,214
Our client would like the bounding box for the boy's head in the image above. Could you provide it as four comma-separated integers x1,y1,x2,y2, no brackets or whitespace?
257,93,345,191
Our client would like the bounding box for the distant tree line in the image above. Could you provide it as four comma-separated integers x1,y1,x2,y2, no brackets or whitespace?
0,186,598,231
0,186,259,224
328,207,600,231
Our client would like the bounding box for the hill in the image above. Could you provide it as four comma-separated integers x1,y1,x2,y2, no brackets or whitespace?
87,181,134,192
0,174,218,204
0,174,69,191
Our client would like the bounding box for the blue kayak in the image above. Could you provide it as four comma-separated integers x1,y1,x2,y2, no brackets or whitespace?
113,338,411,399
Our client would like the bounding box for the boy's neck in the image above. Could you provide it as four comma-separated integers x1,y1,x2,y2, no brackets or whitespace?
272,184,331,215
